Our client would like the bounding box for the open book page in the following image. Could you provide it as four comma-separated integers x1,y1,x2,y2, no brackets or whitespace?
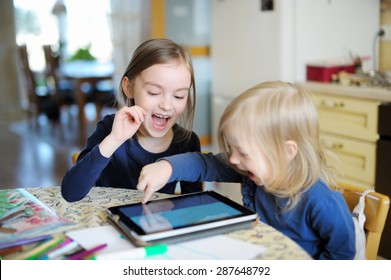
0,189,75,247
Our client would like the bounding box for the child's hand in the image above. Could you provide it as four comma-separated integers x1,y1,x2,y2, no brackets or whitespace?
137,161,173,203
99,106,147,158
111,106,147,143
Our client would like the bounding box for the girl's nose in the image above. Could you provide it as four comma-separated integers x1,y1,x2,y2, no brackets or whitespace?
159,95,172,110
229,153,240,165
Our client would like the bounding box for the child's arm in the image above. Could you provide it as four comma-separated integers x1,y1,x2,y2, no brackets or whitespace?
137,160,173,203
137,152,242,203
61,106,146,202
177,131,203,195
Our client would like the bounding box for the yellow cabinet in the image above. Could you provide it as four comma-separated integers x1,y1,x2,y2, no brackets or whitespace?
312,93,379,142
311,92,380,189
320,133,376,188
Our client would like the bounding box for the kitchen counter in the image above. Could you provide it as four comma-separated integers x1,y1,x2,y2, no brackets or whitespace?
298,82,391,102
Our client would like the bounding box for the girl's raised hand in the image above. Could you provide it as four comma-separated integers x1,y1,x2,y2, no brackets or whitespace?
137,160,173,203
111,106,147,142
99,106,147,158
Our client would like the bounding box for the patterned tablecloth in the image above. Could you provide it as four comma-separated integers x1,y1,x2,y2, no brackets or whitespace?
24,186,311,260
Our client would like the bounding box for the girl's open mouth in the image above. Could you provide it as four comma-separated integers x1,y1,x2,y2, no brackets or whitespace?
247,171,255,180
151,114,170,130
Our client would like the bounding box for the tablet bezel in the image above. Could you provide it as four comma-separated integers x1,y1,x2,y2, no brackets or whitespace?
107,191,257,243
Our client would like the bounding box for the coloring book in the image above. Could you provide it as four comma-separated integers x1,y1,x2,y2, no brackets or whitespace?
0,189,75,247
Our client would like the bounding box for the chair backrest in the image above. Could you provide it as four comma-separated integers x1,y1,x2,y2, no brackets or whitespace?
71,152,80,165
17,45,38,106
43,45,60,69
18,45,62,125
43,45,60,92
340,183,390,259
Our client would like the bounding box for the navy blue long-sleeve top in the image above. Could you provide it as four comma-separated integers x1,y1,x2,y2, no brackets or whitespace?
61,114,202,202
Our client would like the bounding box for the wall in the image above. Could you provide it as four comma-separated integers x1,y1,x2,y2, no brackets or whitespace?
0,0,25,123
211,0,281,99
211,0,381,100
294,0,381,81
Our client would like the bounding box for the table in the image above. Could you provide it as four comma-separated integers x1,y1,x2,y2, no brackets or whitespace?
11,186,311,260
59,60,115,144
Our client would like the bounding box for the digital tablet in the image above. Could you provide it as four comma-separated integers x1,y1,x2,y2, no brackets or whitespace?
107,191,257,246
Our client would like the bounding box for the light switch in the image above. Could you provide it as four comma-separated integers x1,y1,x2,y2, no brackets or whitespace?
261,0,273,11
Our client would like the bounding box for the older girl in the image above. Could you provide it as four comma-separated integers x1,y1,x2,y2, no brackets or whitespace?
61,38,202,202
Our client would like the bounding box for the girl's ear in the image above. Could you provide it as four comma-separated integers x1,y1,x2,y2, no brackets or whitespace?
286,140,298,160
122,76,134,99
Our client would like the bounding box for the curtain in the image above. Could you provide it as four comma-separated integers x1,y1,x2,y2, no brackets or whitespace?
109,0,151,88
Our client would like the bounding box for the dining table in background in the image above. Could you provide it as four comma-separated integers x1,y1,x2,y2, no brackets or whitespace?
11,186,312,260
59,60,115,144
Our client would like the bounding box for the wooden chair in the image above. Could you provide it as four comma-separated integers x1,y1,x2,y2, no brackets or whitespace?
18,45,60,127
71,152,80,165
340,183,390,259
43,45,76,109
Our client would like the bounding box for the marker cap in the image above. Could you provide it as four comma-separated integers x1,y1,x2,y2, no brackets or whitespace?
145,244,167,256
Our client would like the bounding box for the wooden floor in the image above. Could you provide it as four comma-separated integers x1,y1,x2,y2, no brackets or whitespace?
0,104,110,190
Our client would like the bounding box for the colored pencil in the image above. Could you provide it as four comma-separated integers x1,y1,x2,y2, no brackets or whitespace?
0,245,22,256
22,237,64,260
0,234,52,250
67,244,107,260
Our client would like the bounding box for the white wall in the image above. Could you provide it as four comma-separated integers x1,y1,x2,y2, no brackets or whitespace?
293,0,380,82
211,0,381,97
211,0,281,99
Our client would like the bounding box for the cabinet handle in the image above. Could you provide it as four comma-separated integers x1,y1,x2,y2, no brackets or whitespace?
320,100,345,109
321,139,344,150
331,142,343,149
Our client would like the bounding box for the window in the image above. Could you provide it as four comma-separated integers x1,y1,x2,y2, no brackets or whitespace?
14,0,113,71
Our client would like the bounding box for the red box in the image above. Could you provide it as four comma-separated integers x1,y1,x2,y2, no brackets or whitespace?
306,64,355,83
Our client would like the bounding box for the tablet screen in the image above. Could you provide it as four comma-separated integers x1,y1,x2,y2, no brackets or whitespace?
108,191,256,237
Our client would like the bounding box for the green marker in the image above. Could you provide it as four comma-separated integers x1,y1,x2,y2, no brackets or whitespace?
92,244,167,260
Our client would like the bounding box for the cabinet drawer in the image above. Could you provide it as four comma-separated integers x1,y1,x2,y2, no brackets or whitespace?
312,93,379,142
320,133,376,187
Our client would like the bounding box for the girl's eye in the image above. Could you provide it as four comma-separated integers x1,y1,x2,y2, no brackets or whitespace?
148,91,159,96
238,150,249,158
174,95,185,100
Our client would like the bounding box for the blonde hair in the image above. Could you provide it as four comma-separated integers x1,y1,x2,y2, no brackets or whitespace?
118,38,196,142
218,81,337,210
